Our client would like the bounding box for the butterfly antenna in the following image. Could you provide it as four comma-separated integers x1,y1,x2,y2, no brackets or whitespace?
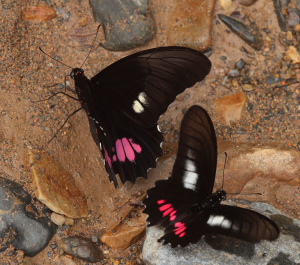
38,47,73,69
221,152,228,190
80,24,102,69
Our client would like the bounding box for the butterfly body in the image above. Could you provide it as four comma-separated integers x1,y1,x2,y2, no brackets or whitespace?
67,47,211,188
143,106,279,247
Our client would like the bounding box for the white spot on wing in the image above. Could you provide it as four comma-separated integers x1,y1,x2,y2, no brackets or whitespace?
138,92,148,104
185,159,196,172
133,100,144,113
182,171,198,191
207,215,232,229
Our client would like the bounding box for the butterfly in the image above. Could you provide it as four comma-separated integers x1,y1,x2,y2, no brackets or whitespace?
143,105,279,247
69,47,211,188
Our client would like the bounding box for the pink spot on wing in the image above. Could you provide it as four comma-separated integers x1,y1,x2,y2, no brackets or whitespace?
174,222,187,237
157,200,166,204
159,204,172,211
112,155,117,162
122,138,135,161
116,139,126,162
104,148,112,168
129,138,142,153
179,232,186,237
175,222,184,228
163,207,174,217
170,210,177,216
170,215,176,221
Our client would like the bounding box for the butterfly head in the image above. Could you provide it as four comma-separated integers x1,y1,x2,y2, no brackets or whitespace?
216,189,227,202
70,68,84,79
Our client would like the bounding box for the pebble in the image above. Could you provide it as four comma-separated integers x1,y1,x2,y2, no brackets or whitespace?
22,6,56,21
218,14,264,50
286,46,300,63
215,92,247,125
51,212,66,226
60,236,104,262
242,83,254,92
287,10,300,27
101,213,146,250
166,0,216,51
237,0,258,6
218,0,232,10
236,59,246,70
228,69,240,77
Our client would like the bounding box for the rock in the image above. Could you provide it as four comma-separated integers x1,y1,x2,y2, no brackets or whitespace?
237,0,258,6
60,236,104,262
22,6,56,21
273,0,287,31
215,92,247,125
228,69,240,77
218,14,263,50
51,212,66,226
242,83,254,92
236,59,246,70
25,150,88,218
101,211,146,249
218,0,232,10
143,201,300,265
0,177,56,257
90,0,156,51
166,0,216,52
218,143,300,218
286,46,300,64
287,10,300,28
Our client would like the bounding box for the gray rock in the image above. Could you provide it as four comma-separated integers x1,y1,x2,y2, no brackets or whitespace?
143,200,300,265
60,236,105,262
90,0,156,51
0,177,56,257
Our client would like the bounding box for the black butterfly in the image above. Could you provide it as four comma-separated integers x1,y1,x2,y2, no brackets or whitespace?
143,105,279,247
69,47,211,188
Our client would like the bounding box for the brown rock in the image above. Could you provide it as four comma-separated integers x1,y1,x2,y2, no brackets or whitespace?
216,141,300,218
286,46,300,64
22,6,56,22
215,92,247,125
60,236,104,262
218,0,233,10
26,150,88,218
101,212,146,250
166,0,216,51
51,212,66,226
237,0,258,6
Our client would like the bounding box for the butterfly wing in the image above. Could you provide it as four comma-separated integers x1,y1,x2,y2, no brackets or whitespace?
170,105,217,195
143,105,218,246
204,204,280,242
88,110,164,188
91,47,211,128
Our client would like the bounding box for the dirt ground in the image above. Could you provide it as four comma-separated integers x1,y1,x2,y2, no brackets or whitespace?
0,0,299,264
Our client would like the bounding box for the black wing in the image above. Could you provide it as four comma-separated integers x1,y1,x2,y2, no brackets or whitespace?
170,105,217,196
204,205,280,242
143,106,217,246
88,111,163,188
91,47,211,128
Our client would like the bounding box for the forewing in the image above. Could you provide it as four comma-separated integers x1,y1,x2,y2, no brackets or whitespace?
204,205,280,242
170,105,217,197
91,47,211,128
88,112,163,188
